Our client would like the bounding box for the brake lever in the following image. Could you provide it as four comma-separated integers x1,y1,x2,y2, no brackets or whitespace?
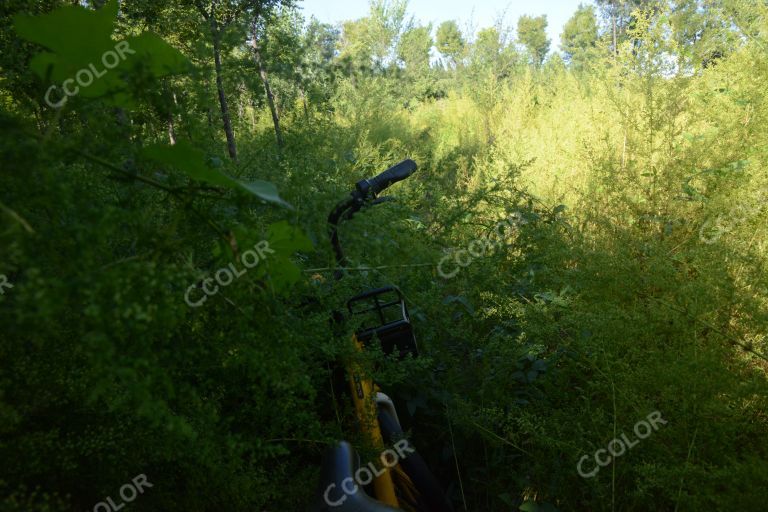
343,196,395,221
371,196,395,206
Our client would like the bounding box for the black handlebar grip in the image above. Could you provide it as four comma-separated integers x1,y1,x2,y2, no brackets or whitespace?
360,159,418,196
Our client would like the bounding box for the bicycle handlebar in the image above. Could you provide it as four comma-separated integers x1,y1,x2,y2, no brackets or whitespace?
328,160,418,276
355,159,418,198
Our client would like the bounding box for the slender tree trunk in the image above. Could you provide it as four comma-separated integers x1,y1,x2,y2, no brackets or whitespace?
211,20,238,160
251,24,284,148
611,1,618,59
167,91,177,145
237,86,244,121
167,115,176,145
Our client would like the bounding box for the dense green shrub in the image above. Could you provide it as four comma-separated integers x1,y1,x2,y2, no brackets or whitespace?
1,1,768,511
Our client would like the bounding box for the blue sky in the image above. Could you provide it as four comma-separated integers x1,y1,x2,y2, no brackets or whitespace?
299,0,593,52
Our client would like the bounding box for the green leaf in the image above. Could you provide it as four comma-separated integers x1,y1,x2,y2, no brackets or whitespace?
14,1,117,59
520,502,559,512
143,141,232,188
120,32,190,76
15,0,190,107
240,180,293,209
261,221,314,294
498,493,515,506
141,142,291,208
267,221,314,254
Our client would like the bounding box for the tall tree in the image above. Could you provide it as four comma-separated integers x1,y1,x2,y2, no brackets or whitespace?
250,6,307,147
338,17,375,69
517,15,550,66
561,4,599,70
296,19,339,113
336,0,409,71
669,0,737,69
186,0,293,160
397,24,433,71
190,0,241,160
251,18,283,148
471,27,503,69
594,0,661,56
368,0,408,66
436,20,465,67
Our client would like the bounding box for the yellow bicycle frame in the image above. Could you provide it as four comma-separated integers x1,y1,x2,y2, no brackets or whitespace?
347,334,400,508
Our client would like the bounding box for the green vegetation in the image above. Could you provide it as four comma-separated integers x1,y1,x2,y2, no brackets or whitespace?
1,0,768,510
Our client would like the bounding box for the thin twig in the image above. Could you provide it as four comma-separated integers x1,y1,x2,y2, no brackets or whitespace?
73,148,177,193
673,426,698,512
71,147,230,240
645,294,768,363
447,412,468,511
304,263,435,273
0,201,35,233
266,437,327,445
611,381,617,512
22,128,231,241
468,419,532,456
220,294,250,318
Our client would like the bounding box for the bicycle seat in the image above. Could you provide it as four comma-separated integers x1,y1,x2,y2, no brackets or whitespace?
312,441,401,512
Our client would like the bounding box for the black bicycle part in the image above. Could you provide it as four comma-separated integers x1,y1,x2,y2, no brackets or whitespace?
378,409,454,512
311,441,401,512
355,159,418,198
328,160,417,276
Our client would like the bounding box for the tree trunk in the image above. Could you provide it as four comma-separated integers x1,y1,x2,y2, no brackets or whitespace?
612,1,618,59
211,20,238,160
167,114,177,145
251,25,284,148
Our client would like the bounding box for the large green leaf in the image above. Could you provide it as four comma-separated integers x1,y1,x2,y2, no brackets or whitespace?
120,32,190,77
142,142,233,188
267,221,314,253
261,221,314,293
239,180,293,209
14,1,118,58
14,0,189,106
141,142,292,208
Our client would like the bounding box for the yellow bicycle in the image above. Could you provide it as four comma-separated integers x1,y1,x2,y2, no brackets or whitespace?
313,161,453,512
